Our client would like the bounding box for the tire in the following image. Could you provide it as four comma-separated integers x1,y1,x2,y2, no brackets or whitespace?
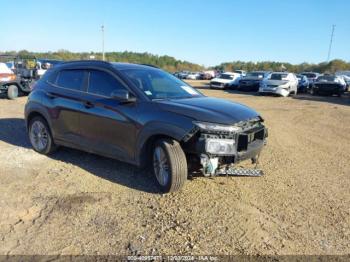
7,85,19,100
293,86,298,96
310,88,317,96
28,116,57,155
152,138,187,193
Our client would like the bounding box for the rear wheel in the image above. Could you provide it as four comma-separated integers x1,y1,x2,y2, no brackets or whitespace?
28,116,57,155
152,139,187,193
7,85,18,100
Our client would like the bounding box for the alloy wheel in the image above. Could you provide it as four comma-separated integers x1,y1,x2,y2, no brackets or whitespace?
153,146,170,186
29,120,49,151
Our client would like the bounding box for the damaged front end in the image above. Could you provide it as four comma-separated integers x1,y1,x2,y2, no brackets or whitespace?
182,117,268,176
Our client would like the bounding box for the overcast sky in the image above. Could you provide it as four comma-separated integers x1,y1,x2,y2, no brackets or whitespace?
1,0,349,66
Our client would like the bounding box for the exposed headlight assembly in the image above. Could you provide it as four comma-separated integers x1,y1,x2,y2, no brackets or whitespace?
194,121,242,133
206,139,236,155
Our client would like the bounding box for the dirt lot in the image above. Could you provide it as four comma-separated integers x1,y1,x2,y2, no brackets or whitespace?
0,81,349,255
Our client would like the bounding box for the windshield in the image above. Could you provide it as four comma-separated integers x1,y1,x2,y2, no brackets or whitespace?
246,72,264,78
219,74,234,80
270,73,288,80
121,68,203,100
302,73,317,78
317,75,336,82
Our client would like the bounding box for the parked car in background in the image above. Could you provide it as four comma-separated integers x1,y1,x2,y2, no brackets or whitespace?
186,72,201,80
311,74,347,96
174,71,190,79
238,71,269,92
259,72,298,97
296,74,310,93
210,72,241,89
300,72,320,87
37,59,62,67
178,71,190,79
200,70,216,80
0,55,37,99
336,71,350,89
234,70,247,77
25,60,268,193
0,62,18,99
5,61,15,71
199,72,211,80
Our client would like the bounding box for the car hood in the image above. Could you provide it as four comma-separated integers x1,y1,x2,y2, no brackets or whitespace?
211,78,233,84
156,97,259,124
264,79,288,85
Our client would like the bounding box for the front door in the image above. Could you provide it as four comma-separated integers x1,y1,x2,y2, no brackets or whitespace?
78,69,138,163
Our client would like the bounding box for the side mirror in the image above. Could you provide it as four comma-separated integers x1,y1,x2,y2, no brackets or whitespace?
111,90,136,103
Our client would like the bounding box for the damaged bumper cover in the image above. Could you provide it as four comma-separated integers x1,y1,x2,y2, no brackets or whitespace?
183,117,268,175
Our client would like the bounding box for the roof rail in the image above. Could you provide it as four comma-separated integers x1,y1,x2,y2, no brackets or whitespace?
139,63,159,69
60,59,111,65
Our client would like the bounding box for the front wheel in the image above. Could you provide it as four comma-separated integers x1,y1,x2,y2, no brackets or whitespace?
152,139,187,193
28,116,57,155
310,88,317,96
7,85,19,100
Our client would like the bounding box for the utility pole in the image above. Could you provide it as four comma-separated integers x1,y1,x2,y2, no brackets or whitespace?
101,25,105,61
327,24,336,62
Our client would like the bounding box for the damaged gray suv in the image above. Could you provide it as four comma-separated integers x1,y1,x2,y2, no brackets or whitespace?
25,61,268,192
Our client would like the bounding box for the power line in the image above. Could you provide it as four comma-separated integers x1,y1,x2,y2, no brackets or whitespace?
327,25,336,62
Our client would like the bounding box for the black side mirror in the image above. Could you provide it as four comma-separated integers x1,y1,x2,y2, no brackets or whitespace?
111,90,136,103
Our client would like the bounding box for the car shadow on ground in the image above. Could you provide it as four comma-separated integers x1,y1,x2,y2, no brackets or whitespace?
0,118,161,194
292,93,350,106
223,89,260,97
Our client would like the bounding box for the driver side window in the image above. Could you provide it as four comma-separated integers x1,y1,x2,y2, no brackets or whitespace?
88,70,125,97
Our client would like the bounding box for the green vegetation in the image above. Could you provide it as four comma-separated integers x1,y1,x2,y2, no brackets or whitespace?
214,59,350,74
0,50,203,72
1,50,349,73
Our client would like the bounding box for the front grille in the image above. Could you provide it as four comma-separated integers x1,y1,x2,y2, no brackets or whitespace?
240,81,258,86
211,82,223,86
315,84,340,91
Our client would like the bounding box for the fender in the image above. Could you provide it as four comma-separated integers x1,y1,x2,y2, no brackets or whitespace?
25,100,54,135
135,120,195,167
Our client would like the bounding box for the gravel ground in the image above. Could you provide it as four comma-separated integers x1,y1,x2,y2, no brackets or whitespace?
0,82,349,255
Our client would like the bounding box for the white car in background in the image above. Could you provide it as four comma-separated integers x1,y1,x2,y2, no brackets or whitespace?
209,72,241,89
186,72,201,80
234,70,247,77
259,72,298,97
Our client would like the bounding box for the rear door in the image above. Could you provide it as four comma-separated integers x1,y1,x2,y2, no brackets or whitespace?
78,69,139,163
44,69,87,146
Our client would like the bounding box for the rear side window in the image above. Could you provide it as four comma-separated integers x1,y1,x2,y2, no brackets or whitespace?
56,70,85,91
40,69,58,84
88,70,125,97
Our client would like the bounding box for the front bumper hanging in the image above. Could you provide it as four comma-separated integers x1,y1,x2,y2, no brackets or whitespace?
215,166,264,177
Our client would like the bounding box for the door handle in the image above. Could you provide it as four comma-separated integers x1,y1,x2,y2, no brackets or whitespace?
83,101,94,109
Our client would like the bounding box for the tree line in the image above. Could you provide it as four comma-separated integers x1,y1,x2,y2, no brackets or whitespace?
213,60,350,74
0,50,203,72
1,50,349,73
